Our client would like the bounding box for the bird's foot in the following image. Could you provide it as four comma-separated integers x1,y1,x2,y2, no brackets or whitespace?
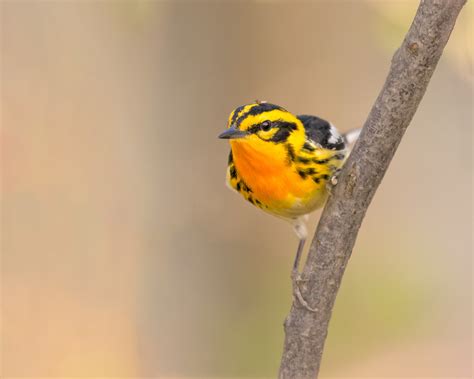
326,168,341,196
291,269,317,312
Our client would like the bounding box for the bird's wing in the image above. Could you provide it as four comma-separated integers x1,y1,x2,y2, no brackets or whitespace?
297,115,345,151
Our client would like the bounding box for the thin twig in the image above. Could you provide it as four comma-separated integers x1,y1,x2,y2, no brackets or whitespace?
278,1,467,378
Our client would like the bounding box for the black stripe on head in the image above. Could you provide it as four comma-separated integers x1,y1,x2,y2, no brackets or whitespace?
235,103,285,129
230,105,244,126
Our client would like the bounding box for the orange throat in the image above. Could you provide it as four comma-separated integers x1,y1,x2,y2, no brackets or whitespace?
230,140,311,206
231,140,287,179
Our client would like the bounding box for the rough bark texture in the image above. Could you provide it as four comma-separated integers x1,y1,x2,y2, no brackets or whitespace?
278,1,467,378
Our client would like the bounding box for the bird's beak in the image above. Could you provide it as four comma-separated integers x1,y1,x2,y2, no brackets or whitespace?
218,125,247,140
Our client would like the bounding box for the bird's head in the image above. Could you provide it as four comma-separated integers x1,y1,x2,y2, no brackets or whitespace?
218,102,306,157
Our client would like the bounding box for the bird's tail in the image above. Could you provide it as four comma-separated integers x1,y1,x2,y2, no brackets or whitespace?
343,128,361,146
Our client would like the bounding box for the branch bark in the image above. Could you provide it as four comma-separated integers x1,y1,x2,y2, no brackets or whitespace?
278,1,467,378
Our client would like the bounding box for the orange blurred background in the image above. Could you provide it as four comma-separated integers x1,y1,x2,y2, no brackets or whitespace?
1,1,472,378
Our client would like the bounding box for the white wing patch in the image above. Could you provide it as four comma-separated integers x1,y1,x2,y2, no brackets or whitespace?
328,122,342,145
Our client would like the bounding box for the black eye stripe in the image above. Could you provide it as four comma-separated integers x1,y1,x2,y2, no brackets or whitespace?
276,121,298,131
243,119,298,144
247,122,268,134
246,119,296,134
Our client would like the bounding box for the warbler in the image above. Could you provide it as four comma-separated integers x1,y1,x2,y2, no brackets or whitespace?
218,101,359,309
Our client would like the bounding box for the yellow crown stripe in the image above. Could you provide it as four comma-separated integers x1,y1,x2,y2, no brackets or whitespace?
227,109,237,127
238,103,259,119
227,104,253,128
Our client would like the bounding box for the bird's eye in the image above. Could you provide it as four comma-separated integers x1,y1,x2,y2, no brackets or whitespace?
260,121,272,132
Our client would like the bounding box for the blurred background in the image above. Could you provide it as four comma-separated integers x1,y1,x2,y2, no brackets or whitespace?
1,1,472,378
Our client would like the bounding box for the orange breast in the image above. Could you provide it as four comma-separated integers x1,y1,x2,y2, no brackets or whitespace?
231,141,317,209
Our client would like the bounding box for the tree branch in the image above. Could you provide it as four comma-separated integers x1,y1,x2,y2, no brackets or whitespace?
278,1,467,378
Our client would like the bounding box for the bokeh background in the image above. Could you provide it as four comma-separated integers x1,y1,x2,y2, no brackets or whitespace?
1,1,472,378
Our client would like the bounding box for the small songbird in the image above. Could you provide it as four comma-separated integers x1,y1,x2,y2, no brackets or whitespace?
218,101,360,310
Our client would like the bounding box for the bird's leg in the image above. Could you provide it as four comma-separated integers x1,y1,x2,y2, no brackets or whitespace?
292,237,305,273
291,218,317,312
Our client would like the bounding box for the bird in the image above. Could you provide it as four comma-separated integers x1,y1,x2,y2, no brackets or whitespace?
218,101,360,310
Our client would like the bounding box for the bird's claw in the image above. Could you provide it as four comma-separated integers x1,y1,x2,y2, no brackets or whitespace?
291,269,318,312
326,168,341,196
